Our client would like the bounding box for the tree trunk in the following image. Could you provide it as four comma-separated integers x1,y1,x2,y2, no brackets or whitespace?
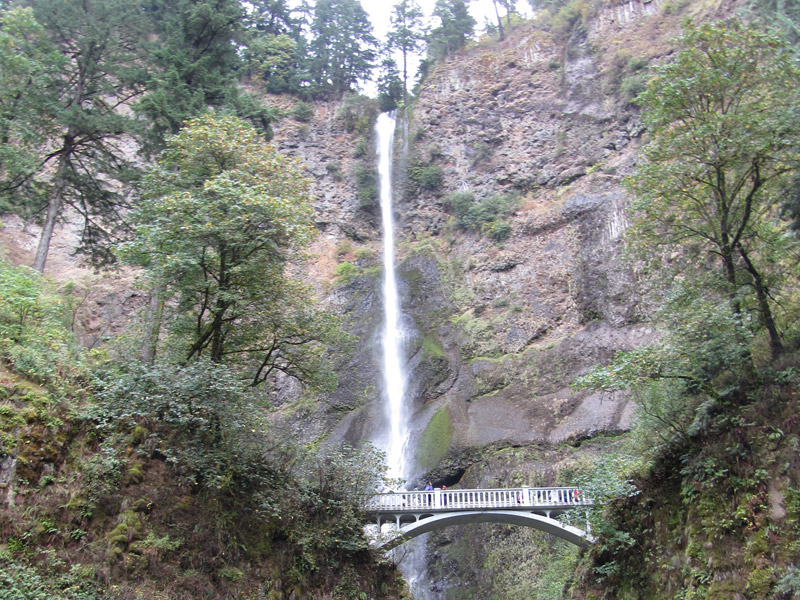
738,245,783,357
141,286,165,365
491,0,505,41
33,156,69,273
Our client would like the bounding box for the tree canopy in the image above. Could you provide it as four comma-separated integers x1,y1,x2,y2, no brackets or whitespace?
387,0,428,105
628,19,800,360
307,0,378,97
2,0,148,271
428,0,476,60
123,113,345,388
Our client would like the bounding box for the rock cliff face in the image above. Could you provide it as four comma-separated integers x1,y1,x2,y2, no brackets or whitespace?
266,0,691,486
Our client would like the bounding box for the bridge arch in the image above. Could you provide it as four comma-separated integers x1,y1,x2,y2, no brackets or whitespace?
376,510,593,550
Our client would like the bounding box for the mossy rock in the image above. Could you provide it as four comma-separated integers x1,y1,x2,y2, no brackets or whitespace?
415,407,453,472
421,333,445,360
129,425,148,445
123,461,145,486
107,523,129,549
133,497,153,513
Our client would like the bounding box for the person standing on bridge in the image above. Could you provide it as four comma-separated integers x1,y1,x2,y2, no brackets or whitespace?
424,481,433,506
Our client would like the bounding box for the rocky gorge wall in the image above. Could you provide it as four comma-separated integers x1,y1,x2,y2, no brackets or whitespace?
267,0,695,484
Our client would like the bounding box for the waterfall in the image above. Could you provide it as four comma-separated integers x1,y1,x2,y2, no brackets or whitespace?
376,111,409,485
375,111,432,600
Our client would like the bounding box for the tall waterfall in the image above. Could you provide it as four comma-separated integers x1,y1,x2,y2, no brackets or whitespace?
375,111,409,484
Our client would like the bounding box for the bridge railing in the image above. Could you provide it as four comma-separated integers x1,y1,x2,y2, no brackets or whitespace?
364,486,591,512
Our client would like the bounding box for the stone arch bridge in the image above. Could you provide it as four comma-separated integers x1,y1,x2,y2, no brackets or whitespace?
364,486,594,550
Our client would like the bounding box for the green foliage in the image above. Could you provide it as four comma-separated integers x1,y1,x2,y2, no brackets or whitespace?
448,191,516,240
413,164,445,191
0,7,63,216
386,0,427,102
352,137,369,158
629,20,800,359
334,262,359,285
2,0,147,269
307,0,377,98
619,74,646,101
428,0,476,61
124,114,345,388
483,527,579,600
336,94,379,135
775,566,800,597
743,0,800,51
574,279,759,461
354,166,379,209
376,58,405,112
533,0,601,40
289,443,388,560
136,0,253,150
93,361,274,493
0,260,81,386
0,562,102,600
326,161,344,181
293,101,314,122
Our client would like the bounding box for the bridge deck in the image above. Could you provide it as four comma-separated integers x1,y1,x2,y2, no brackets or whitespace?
364,486,591,515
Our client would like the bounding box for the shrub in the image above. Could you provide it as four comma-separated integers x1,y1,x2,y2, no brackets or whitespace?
334,262,358,285
326,162,343,181
621,75,646,101
352,137,368,158
354,166,378,209
0,259,81,386
92,361,275,494
410,164,444,191
292,101,313,122
487,220,512,242
337,94,378,135
448,192,516,241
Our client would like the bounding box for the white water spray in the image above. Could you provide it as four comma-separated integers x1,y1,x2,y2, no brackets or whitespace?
376,112,409,485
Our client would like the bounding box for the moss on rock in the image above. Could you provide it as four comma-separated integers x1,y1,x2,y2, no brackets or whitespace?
415,407,453,472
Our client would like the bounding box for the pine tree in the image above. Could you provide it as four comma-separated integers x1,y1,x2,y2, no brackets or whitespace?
386,0,427,106
136,0,247,152
429,0,476,60
3,0,148,271
307,0,377,98
376,58,405,112
242,0,307,93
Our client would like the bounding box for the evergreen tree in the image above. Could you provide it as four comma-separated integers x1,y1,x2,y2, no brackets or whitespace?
386,0,427,106
2,0,148,271
376,58,405,112
242,0,307,94
428,0,476,60
307,0,377,98
136,0,246,151
0,7,63,215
